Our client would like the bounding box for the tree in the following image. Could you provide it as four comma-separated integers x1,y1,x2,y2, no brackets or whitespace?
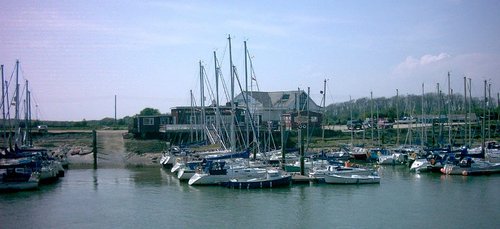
139,108,161,116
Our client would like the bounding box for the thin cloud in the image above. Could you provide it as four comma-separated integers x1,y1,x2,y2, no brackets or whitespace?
394,53,450,73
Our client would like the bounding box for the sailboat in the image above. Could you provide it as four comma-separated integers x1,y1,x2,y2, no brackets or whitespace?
440,80,500,176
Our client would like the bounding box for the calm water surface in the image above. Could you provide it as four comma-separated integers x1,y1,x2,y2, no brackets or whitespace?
1,166,499,229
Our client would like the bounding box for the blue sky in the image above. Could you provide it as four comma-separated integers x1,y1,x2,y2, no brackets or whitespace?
1,0,499,121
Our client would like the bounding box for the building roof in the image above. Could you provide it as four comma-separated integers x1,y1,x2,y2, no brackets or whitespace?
237,90,321,112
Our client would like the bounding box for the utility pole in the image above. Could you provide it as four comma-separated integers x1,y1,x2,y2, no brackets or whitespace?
114,95,117,124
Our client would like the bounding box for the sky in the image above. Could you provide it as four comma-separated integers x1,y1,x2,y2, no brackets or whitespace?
1,0,499,121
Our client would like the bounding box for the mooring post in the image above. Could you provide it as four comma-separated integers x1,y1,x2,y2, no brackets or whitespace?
93,130,97,169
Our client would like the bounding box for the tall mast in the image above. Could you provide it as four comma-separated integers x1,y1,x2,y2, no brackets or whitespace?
481,80,486,155
228,35,236,152
408,94,413,145
463,76,468,146
350,95,353,146
28,90,32,146
322,79,327,141
5,79,11,150
15,60,20,146
199,61,205,142
447,72,452,146
24,80,29,146
306,87,310,152
244,40,249,148
213,51,221,142
488,83,491,141
468,78,472,147
437,83,442,147
190,90,194,143
15,60,19,126
396,89,399,146
421,83,425,148
1,65,5,148
370,91,374,144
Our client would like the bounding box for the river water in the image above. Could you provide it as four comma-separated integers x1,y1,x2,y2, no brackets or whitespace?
1,165,499,229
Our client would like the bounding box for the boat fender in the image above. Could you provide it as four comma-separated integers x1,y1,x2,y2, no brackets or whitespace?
462,170,468,176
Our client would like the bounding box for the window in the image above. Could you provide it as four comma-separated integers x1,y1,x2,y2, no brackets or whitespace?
143,118,154,125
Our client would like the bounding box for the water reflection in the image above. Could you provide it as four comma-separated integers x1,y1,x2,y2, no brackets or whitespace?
93,169,98,191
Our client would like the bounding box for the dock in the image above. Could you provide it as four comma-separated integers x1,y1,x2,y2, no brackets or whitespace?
291,174,318,184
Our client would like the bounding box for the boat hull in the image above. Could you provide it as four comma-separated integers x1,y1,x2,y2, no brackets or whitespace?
324,174,380,184
441,162,500,176
221,175,292,189
177,169,195,181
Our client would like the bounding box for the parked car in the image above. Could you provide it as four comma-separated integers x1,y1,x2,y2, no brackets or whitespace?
37,125,48,133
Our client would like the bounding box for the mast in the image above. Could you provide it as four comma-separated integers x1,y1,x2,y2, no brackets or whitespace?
190,90,194,143
350,95,353,146
28,90,32,146
463,76,468,146
306,87,310,152
214,51,221,143
24,80,29,146
5,79,11,150
488,82,491,141
1,65,5,148
370,91,374,145
15,60,20,146
437,83,443,147
376,99,380,146
447,72,451,147
199,61,206,142
228,35,236,152
421,83,425,148
468,78,472,147
244,41,249,147
408,94,413,146
322,79,327,141
396,89,399,146
15,60,19,123
481,80,486,155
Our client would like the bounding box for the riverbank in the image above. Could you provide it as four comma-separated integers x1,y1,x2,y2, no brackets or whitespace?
26,130,164,168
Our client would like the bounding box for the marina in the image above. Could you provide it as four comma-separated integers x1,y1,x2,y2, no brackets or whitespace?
1,1,500,228
1,166,499,228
